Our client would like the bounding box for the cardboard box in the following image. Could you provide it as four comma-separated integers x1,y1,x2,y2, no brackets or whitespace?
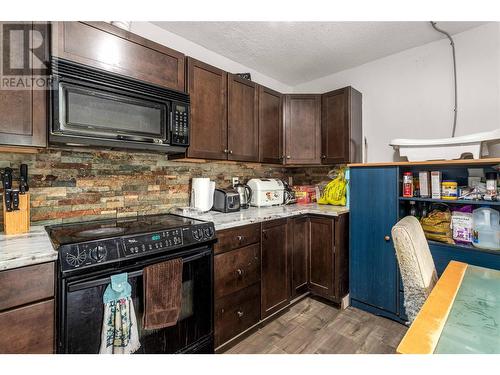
419,171,430,198
431,171,442,199
293,185,317,204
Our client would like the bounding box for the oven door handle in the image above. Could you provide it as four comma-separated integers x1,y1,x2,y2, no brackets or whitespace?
67,250,212,292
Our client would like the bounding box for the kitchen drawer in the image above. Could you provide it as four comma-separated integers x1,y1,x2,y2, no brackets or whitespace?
0,262,54,312
215,283,260,347
214,243,260,299
0,299,54,353
214,223,261,254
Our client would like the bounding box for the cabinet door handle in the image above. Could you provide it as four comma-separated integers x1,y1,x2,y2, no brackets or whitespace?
229,150,233,154
321,155,327,159
237,310,244,318
384,235,391,242
286,155,291,159
262,229,268,240
223,149,229,154
236,268,244,276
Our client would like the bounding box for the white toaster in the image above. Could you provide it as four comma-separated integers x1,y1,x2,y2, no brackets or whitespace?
247,178,284,207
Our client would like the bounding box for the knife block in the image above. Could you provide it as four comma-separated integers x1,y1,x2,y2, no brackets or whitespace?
2,193,30,235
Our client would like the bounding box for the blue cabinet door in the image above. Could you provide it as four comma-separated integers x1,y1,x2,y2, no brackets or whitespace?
349,167,399,314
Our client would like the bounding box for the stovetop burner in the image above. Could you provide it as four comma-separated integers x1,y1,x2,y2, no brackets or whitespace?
46,213,208,248
76,227,126,238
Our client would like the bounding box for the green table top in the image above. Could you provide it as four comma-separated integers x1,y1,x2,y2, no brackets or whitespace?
434,264,500,354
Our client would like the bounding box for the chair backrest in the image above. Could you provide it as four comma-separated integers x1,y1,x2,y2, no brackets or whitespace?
392,216,438,323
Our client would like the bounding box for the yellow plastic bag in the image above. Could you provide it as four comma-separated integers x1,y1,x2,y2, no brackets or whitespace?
318,167,347,206
420,208,454,244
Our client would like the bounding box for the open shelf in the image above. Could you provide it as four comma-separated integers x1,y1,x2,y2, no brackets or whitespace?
398,196,500,206
428,239,500,255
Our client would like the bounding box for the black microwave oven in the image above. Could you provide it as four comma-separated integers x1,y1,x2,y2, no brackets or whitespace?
49,58,189,154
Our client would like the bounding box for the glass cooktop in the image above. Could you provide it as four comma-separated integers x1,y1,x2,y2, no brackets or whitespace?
46,214,206,248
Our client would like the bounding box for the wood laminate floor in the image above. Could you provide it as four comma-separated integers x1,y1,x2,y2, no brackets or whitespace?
224,297,408,354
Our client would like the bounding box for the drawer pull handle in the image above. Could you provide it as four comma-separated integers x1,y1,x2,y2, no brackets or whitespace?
236,268,244,276
236,235,244,242
237,310,244,318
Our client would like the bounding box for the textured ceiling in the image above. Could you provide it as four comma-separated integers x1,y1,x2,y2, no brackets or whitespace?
153,21,486,86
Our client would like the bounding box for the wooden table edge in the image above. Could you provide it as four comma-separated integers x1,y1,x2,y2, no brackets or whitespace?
396,261,468,354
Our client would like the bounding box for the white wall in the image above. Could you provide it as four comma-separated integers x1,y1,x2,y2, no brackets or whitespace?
130,22,293,93
294,22,500,162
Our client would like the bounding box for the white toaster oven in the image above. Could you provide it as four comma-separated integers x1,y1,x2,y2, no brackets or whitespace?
247,178,284,207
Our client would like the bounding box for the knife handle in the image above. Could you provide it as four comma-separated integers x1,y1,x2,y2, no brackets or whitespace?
11,190,19,210
20,164,28,192
4,189,12,212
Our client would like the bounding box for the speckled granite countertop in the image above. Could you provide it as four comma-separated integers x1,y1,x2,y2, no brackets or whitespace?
173,203,349,231
0,226,57,271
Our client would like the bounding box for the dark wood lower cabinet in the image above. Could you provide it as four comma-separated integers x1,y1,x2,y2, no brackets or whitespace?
0,300,54,354
291,216,309,298
309,215,349,304
261,219,291,318
215,214,349,349
215,284,261,348
0,262,55,354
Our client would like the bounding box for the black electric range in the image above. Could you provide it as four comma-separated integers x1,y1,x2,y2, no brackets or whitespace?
46,214,216,354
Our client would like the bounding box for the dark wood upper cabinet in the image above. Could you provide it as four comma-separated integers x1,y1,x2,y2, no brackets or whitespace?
291,216,309,298
261,219,290,318
284,94,321,165
186,58,228,160
227,74,259,162
51,22,185,91
321,86,362,164
0,22,48,148
258,86,283,164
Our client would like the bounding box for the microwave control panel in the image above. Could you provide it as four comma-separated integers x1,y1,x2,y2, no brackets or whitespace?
171,103,189,146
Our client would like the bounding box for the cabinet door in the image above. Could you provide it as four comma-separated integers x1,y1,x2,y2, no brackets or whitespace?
227,74,259,162
309,217,334,298
284,94,321,165
349,167,398,314
186,58,228,160
261,219,290,318
52,22,185,91
321,87,362,164
0,22,48,147
258,86,283,164
291,216,309,298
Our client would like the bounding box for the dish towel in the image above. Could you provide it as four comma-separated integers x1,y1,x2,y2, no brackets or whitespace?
99,273,140,354
143,258,183,330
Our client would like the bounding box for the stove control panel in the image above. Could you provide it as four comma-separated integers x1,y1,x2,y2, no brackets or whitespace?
122,228,184,257
61,241,113,271
59,222,216,273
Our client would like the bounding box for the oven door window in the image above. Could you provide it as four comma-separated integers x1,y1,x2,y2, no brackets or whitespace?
58,82,168,142
63,254,211,354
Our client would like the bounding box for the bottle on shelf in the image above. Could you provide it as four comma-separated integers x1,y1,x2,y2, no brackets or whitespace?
409,200,418,218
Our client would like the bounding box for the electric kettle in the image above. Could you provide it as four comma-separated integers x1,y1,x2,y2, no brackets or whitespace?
234,182,252,209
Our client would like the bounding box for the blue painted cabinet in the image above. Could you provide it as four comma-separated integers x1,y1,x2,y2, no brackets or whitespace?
349,167,400,319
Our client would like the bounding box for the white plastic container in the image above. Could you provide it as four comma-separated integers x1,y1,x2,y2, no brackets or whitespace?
390,129,500,161
472,207,500,250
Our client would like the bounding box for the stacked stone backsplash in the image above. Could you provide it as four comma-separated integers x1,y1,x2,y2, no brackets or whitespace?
0,148,287,226
289,166,337,186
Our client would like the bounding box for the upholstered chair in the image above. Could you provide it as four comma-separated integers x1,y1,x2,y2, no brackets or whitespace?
391,216,438,323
